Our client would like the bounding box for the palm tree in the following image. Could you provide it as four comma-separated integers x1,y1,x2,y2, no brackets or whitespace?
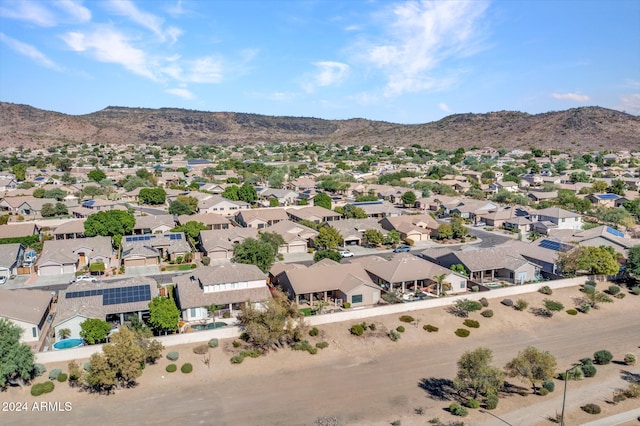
58,328,71,340
433,274,450,297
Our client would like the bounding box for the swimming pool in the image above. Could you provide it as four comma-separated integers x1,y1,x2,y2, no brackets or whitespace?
52,338,84,350
190,322,226,331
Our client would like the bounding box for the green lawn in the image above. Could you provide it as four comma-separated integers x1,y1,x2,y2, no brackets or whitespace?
163,264,196,271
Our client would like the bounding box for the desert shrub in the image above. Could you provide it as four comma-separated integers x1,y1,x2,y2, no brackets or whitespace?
368,323,377,331
399,315,415,323
560,366,584,381
544,299,564,311
316,341,329,349
471,285,479,292
423,324,439,332
538,285,553,295
83,361,91,371
515,299,529,311
343,302,351,308
33,363,47,377
479,297,489,307
388,330,401,342
231,340,243,348
456,299,482,313
542,381,555,392
350,323,365,336
193,344,209,355
582,364,597,377
485,393,499,410
166,351,179,361
293,340,317,354
624,353,637,365
607,285,620,295
30,381,55,396
501,298,513,307
530,307,554,318
566,309,578,315
240,350,261,358
57,373,68,382
48,368,62,380
537,387,549,396
583,284,596,294
230,355,244,364
455,328,470,337
463,319,480,328
612,392,627,403
578,302,591,313
580,357,593,365
166,364,177,373
208,338,219,348
396,326,405,333
181,363,193,374
449,402,468,417
615,293,626,299
309,327,319,336
581,403,601,414
585,279,597,287
631,286,640,295
481,309,493,318
623,383,640,398
594,350,613,365
465,398,480,409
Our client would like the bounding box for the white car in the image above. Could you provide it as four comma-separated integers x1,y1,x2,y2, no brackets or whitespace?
72,275,97,283
339,250,354,258
0,276,7,285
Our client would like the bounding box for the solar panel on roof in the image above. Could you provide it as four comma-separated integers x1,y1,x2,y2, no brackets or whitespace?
539,239,561,251
102,285,151,306
606,227,624,237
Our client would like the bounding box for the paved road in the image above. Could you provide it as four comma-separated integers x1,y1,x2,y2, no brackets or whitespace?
5,296,639,426
467,227,513,248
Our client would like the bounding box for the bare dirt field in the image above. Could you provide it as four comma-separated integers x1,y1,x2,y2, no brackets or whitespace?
2,284,639,426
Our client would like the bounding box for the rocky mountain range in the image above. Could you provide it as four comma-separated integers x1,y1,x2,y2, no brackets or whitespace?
1,102,638,152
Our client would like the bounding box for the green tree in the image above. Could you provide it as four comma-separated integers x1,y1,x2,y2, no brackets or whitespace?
0,318,36,388
608,179,627,196
139,187,167,205
363,229,384,246
313,193,332,210
222,185,240,201
238,182,257,203
176,195,199,212
258,232,286,254
314,226,342,250
558,246,619,277
44,188,67,201
504,346,557,392
451,264,468,276
628,245,640,277
454,347,505,399
385,230,401,245
570,171,590,183
592,180,608,193
313,249,342,263
84,211,135,238
450,217,466,239
41,203,56,217
88,168,107,183
171,221,207,244
12,163,26,181
81,185,103,199
401,190,417,207
437,223,453,240
342,204,368,219
233,237,278,273
269,197,279,207
168,200,192,215
79,318,111,345
89,261,105,275
148,297,181,335
54,202,68,216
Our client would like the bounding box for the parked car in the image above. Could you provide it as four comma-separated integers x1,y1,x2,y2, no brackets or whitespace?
339,250,354,258
70,275,97,283
393,245,411,253
0,276,7,285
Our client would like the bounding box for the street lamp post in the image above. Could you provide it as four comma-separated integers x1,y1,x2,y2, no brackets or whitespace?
561,365,581,426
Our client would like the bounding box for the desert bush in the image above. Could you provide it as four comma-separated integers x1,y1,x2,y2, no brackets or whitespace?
396,326,405,333
463,319,480,328
624,353,637,365
455,328,470,337
631,286,640,295
594,350,613,365
583,284,596,294
580,357,593,365
585,279,597,287
566,309,578,315
309,327,319,337
544,299,564,311
542,381,555,392
350,323,365,336
368,323,376,330
166,351,179,361
515,299,529,311
33,363,47,377
501,298,513,307
208,338,219,348
230,355,244,364
465,398,480,409
240,350,261,358
193,344,209,355
481,309,494,318
293,340,318,354
607,285,620,295
30,381,54,396
388,329,401,342
623,383,640,398
166,364,177,373
456,299,482,314
48,368,62,381
57,373,68,383
582,364,597,378
423,324,439,332
316,341,329,349
471,285,479,292
485,393,499,410
578,302,591,313
530,307,553,318
399,315,414,323
615,293,626,299
581,403,601,414
479,297,489,307
560,366,584,381
537,387,549,396
538,285,553,295
181,363,193,374
83,361,91,371
612,392,627,403
449,402,468,417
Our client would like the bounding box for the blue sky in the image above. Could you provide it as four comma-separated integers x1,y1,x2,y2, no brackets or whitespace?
1,0,638,124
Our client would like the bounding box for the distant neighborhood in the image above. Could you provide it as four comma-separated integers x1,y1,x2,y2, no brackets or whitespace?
1,141,639,351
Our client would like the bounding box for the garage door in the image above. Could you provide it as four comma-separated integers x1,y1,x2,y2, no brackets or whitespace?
208,250,229,259
38,264,62,276
287,244,307,253
125,258,146,267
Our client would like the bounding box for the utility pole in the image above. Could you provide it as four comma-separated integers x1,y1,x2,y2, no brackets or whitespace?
561,365,581,426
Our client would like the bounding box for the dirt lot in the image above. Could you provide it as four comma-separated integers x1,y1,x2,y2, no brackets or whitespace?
2,284,639,426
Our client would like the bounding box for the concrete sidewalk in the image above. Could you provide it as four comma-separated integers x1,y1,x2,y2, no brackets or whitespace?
580,408,640,426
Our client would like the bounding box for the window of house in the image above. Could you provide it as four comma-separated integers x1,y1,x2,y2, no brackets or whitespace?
32,327,37,338
190,308,197,318
460,281,465,289
352,294,363,304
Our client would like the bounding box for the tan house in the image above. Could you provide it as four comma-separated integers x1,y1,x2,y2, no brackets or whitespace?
52,219,86,240
199,228,259,260
286,206,341,224
235,208,289,229
0,289,52,344
380,214,439,242
121,232,190,267
133,215,176,235
177,212,231,230
36,236,114,277
265,220,318,254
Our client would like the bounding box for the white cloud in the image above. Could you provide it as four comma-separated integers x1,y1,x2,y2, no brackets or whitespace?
439,102,450,112
166,0,187,17
303,61,349,93
186,56,223,83
0,32,62,71
362,0,489,97
61,27,158,81
166,87,195,99
0,1,57,26
53,0,91,23
106,0,178,42
551,93,590,102
617,93,640,115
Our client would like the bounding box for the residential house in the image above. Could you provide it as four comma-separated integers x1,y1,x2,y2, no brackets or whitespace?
53,277,160,339
555,225,638,258
198,195,250,216
158,171,185,187
529,207,583,234
476,206,529,229
0,243,24,281
52,219,86,240
287,177,316,192
380,214,439,242
0,175,18,192
286,206,341,224
265,220,318,254
330,218,388,246
350,200,405,219
36,236,114,277
121,232,190,268
173,263,270,321
0,196,50,217
586,193,624,208
235,208,289,229
258,188,299,206
488,181,519,193
133,215,176,235
0,222,39,239
199,227,258,260
0,289,52,344
177,212,231,230
528,191,559,202
444,199,499,220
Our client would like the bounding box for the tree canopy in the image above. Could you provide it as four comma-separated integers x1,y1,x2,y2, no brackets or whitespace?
84,210,135,239
401,190,417,206
558,246,619,277
80,318,111,345
313,193,332,210
233,232,285,273
454,347,505,399
168,199,192,215
172,221,207,244
314,226,342,250
504,346,557,392
138,187,167,205
88,168,107,183
148,297,181,334
628,245,640,277
0,318,36,388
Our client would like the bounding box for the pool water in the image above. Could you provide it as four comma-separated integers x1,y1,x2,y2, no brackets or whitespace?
52,338,84,350
191,322,226,331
